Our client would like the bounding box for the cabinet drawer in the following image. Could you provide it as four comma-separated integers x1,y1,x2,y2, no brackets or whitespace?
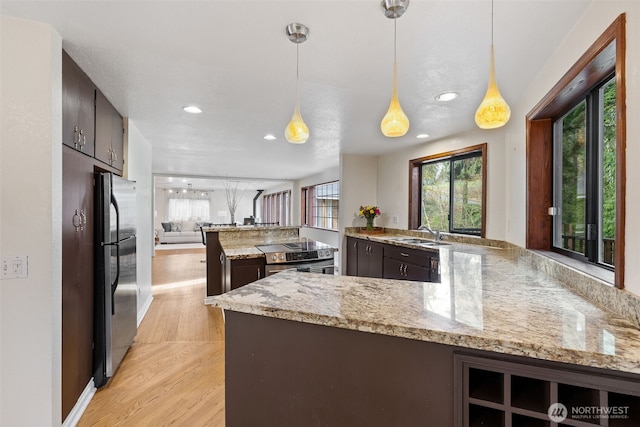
383,257,430,281
384,244,432,267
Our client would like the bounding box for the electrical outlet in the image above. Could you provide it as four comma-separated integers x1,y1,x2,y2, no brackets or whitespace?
392,215,399,224
1,256,28,279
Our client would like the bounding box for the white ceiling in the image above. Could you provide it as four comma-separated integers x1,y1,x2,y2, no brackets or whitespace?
1,0,591,184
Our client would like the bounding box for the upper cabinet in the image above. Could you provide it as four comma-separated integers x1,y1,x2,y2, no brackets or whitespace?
95,91,124,171
62,51,95,156
62,50,124,173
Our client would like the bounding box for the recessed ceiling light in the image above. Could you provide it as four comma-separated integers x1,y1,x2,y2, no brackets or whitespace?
417,134,430,139
183,105,202,114
264,134,277,140
435,92,458,102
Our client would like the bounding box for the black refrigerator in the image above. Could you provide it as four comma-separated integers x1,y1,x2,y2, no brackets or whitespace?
94,172,137,387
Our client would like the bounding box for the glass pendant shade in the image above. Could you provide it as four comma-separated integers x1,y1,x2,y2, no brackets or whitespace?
285,103,309,144
381,63,410,137
475,46,511,129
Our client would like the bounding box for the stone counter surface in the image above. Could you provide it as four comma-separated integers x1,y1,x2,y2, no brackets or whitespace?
208,240,640,375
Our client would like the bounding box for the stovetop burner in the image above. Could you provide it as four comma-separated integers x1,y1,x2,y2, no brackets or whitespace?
256,238,335,264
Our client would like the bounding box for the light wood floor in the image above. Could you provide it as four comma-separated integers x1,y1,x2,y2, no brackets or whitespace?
78,248,226,426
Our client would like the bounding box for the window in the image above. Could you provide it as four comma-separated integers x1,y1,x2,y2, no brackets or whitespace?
552,76,616,268
301,181,339,230
410,144,487,237
526,15,625,287
262,190,291,225
166,190,211,221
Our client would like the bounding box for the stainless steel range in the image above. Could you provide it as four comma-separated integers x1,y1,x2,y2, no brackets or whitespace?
256,238,335,276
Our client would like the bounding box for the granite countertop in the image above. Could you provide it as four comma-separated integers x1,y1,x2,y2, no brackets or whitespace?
222,236,329,260
208,239,640,375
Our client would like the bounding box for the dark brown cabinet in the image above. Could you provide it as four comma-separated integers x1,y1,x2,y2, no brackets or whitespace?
61,146,95,420
383,257,430,281
229,258,265,290
346,237,359,276
95,90,124,171
62,51,95,156
355,239,383,278
383,244,435,282
346,236,440,282
205,231,224,296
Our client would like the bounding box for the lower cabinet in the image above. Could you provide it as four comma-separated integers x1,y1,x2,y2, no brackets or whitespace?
346,237,383,278
229,258,265,291
383,257,430,281
347,236,440,282
457,354,640,427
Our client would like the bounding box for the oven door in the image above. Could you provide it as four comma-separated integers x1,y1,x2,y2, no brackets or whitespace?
265,258,335,276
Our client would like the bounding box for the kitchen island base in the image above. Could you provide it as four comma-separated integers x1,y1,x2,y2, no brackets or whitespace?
224,311,640,427
225,310,456,427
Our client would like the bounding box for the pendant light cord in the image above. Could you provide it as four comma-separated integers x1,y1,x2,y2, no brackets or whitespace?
392,14,398,91
295,42,300,107
491,0,494,46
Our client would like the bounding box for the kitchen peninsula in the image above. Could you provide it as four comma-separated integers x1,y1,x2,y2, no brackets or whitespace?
207,231,640,427
204,225,335,296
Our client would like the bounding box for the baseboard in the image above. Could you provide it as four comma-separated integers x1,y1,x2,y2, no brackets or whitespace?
137,294,153,327
62,378,96,427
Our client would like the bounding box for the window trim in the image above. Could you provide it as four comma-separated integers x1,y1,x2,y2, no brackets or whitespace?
409,143,487,237
526,14,626,288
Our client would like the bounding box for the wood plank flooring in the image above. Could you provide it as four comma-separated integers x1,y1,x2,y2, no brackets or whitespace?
78,248,226,426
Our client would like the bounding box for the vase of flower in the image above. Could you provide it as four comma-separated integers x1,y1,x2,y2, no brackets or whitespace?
359,205,381,232
365,216,375,230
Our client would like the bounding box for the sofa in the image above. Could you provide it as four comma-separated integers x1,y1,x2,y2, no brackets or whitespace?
157,220,206,244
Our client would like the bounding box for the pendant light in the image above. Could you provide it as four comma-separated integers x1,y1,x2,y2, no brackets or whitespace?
475,0,511,129
284,23,310,144
380,0,410,138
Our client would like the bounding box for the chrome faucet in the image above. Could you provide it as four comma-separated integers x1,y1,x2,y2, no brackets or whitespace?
418,225,441,241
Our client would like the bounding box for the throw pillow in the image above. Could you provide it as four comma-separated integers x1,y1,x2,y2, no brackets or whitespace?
161,222,171,232
171,222,181,232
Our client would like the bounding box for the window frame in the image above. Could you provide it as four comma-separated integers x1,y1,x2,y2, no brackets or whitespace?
409,143,487,237
262,190,291,225
301,180,340,231
526,14,626,288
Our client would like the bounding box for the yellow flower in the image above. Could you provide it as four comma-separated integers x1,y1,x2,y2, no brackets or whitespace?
369,209,374,214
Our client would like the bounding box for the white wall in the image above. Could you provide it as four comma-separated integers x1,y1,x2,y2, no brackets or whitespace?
339,154,378,271
125,119,154,323
0,15,62,426
509,0,640,295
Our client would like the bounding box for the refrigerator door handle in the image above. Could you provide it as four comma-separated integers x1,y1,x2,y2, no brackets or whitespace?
110,191,121,315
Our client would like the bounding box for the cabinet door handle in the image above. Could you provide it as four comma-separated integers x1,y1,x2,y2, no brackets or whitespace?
74,126,80,149
400,252,409,257
353,242,357,249
79,209,86,231
72,209,81,232
219,253,224,264
78,129,86,151
402,264,408,276
257,269,261,279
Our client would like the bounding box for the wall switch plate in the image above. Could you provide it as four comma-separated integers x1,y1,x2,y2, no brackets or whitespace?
1,256,28,279
392,215,399,224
